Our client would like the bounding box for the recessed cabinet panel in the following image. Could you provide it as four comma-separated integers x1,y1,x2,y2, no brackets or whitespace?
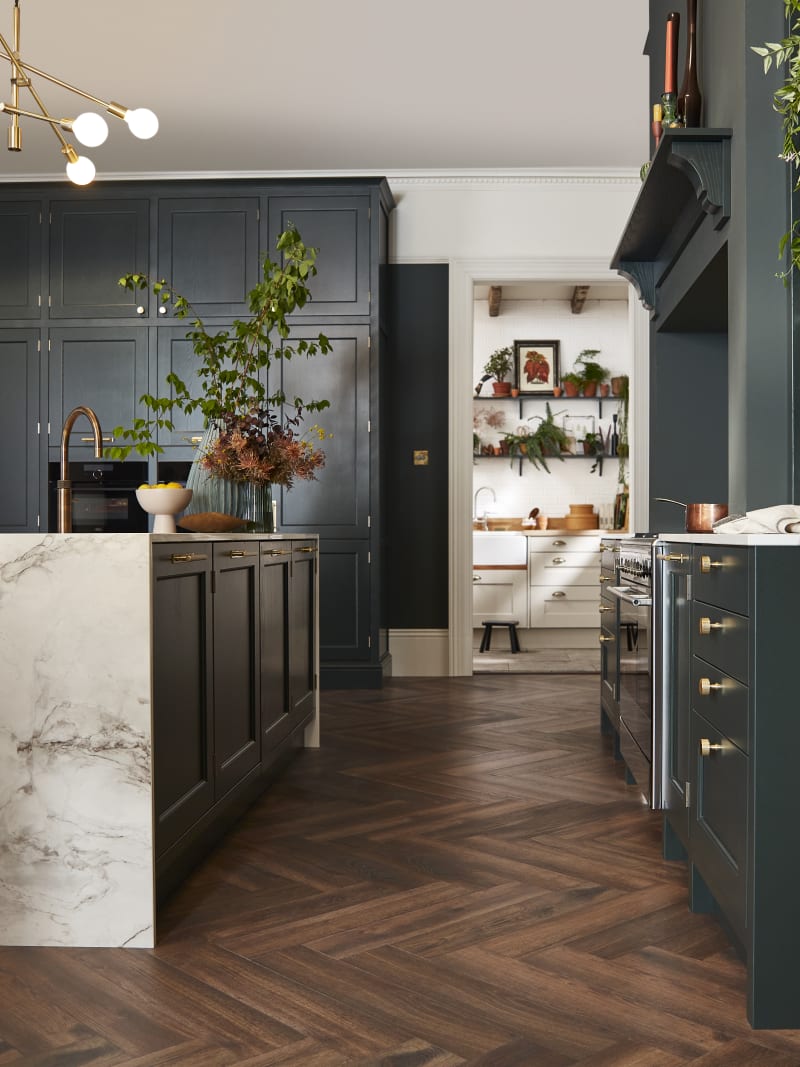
290,542,316,726
529,584,599,627
158,198,259,317
48,327,148,456
0,331,40,532
318,540,369,661
49,200,149,318
275,326,369,538
260,545,291,742
155,327,219,448
267,196,370,316
472,570,528,627
0,202,41,319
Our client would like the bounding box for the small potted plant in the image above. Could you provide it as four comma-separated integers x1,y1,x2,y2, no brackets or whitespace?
560,371,582,398
575,349,610,398
483,346,514,396
503,403,568,472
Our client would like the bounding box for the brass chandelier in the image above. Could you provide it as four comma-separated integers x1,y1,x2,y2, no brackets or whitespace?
0,0,158,185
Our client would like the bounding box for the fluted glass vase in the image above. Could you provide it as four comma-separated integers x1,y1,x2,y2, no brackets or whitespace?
240,481,274,533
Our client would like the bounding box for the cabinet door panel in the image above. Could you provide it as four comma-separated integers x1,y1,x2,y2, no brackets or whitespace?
0,202,42,319
692,546,749,615
691,655,749,755
158,198,259,318
155,326,213,448
212,543,261,798
318,540,369,661
692,600,749,684
529,584,598,627
472,570,528,626
290,541,317,728
49,199,149,318
260,543,291,745
267,196,370,316
152,548,214,856
48,327,149,456
529,553,599,586
274,325,369,538
0,331,40,532
690,711,747,940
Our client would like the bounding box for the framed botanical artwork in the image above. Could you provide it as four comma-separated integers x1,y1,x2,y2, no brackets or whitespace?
515,340,560,395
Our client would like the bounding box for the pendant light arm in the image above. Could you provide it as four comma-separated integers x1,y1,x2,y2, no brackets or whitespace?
0,28,71,154
0,52,134,121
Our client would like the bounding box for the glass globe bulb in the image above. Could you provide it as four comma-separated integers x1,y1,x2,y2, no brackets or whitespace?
71,112,109,147
65,155,96,186
124,107,159,139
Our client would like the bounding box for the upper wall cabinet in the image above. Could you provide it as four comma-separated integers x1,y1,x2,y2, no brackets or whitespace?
157,197,260,319
266,196,370,317
0,202,42,320
49,199,149,319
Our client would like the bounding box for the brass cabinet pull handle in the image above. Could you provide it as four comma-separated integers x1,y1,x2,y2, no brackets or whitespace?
656,552,690,562
698,677,724,696
80,435,114,442
190,435,203,444
298,546,317,553
473,574,482,583
698,616,725,635
552,539,567,546
599,575,613,583
551,556,566,565
700,738,724,757
551,591,566,598
169,553,208,563
700,554,725,573
598,634,615,643
263,548,290,556
598,605,613,613
228,550,257,558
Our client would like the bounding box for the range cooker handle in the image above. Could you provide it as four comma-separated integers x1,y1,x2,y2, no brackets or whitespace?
608,585,653,608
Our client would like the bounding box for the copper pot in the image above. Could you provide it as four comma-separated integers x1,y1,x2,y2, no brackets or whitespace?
655,498,729,532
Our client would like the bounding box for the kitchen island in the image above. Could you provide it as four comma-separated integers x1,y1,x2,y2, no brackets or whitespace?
0,532,318,949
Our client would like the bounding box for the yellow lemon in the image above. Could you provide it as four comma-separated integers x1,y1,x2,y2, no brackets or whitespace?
138,483,151,490
165,481,183,488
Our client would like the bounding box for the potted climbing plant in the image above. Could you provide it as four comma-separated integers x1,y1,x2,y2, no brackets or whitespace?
483,346,514,396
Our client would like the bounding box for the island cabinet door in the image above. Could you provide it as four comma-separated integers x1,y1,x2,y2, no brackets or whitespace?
260,541,291,747
152,545,214,857
289,541,317,729
212,543,261,799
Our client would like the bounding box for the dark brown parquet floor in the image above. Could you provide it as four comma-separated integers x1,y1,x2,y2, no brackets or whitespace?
3,675,800,1065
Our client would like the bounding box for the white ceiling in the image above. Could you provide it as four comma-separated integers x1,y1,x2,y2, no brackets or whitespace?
0,0,650,181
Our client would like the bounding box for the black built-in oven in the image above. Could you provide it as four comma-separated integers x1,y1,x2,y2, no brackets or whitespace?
48,461,149,533
609,537,658,806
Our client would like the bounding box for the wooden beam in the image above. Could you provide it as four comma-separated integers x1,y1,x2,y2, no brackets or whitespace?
571,285,590,314
488,285,502,317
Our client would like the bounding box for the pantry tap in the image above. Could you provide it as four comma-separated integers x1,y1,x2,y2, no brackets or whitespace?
57,406,103,533
473,485,496,529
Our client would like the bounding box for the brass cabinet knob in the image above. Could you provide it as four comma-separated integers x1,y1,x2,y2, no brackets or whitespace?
599,575,613,583
700,554,725,574
598,634,615,643
698,616,725,635
698,677,724,696
700,737,724,757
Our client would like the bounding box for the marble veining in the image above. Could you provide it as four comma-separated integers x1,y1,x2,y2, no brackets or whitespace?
0,534,154,947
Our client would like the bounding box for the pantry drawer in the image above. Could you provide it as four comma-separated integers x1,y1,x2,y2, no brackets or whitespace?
528,535,601,554
691,655,749,755
529,585,600,628
692,601,749,685
692,545,749,616
529,552,599,587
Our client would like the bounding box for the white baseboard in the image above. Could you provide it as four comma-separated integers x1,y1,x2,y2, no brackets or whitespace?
389,629,450,676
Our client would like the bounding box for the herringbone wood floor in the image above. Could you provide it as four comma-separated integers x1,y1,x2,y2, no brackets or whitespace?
3,675,800,1065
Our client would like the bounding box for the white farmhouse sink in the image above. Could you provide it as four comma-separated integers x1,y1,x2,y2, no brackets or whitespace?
473,532,527,565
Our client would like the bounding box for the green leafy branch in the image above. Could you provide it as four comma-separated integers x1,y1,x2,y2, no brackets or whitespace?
752,0,800,279
106,224,331,460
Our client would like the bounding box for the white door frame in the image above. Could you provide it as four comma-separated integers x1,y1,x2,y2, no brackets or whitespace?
448,256,647,676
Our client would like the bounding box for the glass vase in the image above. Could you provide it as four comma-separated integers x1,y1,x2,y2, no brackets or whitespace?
240,481,274,532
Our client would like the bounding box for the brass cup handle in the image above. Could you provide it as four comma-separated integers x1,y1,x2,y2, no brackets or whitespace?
656,552,690,562
552,539,567,546
598,634,615,643
473,574,482,583
700,738,724,757
551,557,566,565
699,616,725,635
698,677,724,696
551,591,566,598
700,554,725,574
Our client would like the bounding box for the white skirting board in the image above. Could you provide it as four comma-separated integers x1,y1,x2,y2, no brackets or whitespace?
389,629,450,676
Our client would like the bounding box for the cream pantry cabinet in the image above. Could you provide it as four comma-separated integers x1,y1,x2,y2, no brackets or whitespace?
472,568,528,628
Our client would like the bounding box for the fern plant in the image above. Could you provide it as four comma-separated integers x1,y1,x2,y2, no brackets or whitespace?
502,403,568,473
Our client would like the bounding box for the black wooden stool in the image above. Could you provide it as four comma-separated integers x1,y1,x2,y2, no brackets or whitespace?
479,620,521,653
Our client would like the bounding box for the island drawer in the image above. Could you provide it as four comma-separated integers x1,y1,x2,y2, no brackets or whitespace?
691,655,749,755
691,601,749,684
692,546,749,616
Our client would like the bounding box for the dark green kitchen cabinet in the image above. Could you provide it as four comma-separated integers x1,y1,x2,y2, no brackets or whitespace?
157,196,260,319
0,330,41,532
0,201,42,319
260,542,291,744
289,541,317,728
266,195,371,317
48,198,149,319
154,325,213,453
152,545,215,858
212,542,261,798
47,326,149,459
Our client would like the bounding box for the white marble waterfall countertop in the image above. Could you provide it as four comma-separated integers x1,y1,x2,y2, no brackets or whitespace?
0,534,154,947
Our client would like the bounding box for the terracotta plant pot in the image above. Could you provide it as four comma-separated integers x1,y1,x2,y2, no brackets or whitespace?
582,381,598,398
510,387,520,398
611,376,627,397
492,381,512,397
552,385,562,397
563,381,580,398
600,383,610,397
